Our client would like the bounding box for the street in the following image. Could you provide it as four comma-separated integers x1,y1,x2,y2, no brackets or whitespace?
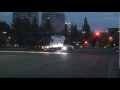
0,48,119,78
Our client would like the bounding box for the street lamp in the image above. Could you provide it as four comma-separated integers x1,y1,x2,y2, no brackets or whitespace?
8,37,11,39
82,31,86,41
65,22,71,32
3,31,7,34
3,31,7,46
109,37,113,41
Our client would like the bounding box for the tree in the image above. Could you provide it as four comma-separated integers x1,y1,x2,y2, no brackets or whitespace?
0,21,11,35
12,18,32,46
22,18,32,46
63,24,69,38
82,17,91,40
31,17,39,32
71,24,79,41
40,18,54,33
99,32,108,46
45,18,54,32
70,22,74,32
0,21,11,45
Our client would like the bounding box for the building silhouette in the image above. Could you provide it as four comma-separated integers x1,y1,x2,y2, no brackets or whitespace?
107,28,119,35
41,12,65,32
13,12,39,25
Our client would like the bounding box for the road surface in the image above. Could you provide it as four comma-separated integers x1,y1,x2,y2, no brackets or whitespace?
0,48,119,78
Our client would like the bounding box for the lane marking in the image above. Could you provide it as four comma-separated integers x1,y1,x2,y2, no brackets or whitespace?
0,51,69,55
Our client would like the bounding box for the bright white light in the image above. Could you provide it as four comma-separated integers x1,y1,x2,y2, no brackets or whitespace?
62,46,67,51
46,46,49,49
42,46,44,49
65,22,70,24
8,37,11,39
3,31,7,34
104,46,107,48
0,51,69,55
50,44,63,48
82,31,86,33
76,43,79,45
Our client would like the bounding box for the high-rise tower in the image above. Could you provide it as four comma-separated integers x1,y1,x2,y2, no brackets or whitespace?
13,12,39,25
41,12,65,32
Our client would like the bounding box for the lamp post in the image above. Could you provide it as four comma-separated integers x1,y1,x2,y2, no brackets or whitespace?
3,31,7,46
109,36,113,42
82,31,86,41
65,22,71,32
3,31,7,34
65,22,71,37
3,31,7,39
108,36,113,47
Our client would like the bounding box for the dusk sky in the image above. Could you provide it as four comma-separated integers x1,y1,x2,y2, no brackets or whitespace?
0,12,119,32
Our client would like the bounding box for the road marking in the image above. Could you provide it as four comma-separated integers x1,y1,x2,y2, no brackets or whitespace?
0,51,69,55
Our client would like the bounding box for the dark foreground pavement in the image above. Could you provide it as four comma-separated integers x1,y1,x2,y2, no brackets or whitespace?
0,48,119,78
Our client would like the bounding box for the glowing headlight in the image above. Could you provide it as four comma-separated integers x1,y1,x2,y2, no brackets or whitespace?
46,46,49,49
42,46,44,49
63,46,67,50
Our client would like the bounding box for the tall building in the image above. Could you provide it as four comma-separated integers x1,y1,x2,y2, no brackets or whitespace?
13,12,39,25
41,12,65,32
107,28,119,35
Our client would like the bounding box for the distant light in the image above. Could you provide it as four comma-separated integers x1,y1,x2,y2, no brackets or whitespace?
96,32,99,36
76,43,79,45
3,31,7,34
65,22,70,25
47,17,50,19
82,31,86,33
109,37,113,41
104,46,107,48
109,37,112,39
114,44,115,46
8,37,11,39
80,45,83,48
85,41,88,44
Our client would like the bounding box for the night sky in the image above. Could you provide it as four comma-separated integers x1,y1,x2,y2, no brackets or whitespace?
0,12,119,32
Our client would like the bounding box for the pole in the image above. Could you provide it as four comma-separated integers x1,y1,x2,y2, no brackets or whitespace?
83,33,84,41
82,31,86,42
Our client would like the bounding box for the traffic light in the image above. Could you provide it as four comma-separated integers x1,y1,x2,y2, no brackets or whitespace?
85,41,88,44
96,32,100,36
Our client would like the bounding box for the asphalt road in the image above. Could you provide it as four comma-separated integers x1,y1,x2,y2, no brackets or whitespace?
0,48,119,78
